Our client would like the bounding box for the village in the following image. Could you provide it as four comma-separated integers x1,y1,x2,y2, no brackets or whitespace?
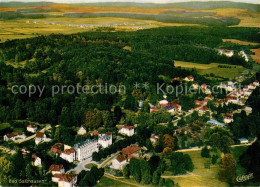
1,69,259,187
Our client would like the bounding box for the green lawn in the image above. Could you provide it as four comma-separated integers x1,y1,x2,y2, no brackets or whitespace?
97,176,136,187
231,146,248,176
175,61,246,79
0,123,11,131
168,150,228,187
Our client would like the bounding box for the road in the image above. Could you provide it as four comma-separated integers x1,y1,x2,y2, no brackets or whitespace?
14,124,51,144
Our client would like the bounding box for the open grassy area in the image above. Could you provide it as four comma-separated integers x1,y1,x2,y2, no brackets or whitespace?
223,39,260,46
97,176,136,187
168,150,227,187
175,60,246,79
231,146,248,176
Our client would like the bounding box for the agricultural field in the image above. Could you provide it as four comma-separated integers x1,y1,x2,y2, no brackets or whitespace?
97,176,136,187
0,17,198,42
223,39,260,46
174,61,246,79
251,48,260,63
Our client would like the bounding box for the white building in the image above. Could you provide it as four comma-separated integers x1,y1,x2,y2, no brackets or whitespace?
52,173,77,187
253,80,259,86
27,123,38,133
49,164,65,175
4,132,26,142
60,148,76,163
238,138,249,144
223,114,233,124
184,75,194,82
74,139,98,162
77,126,87,135
218,49,234,57
111,154,127,170
119,125,134,137
32,155,41,167
98,133,112,148
35,132,47,145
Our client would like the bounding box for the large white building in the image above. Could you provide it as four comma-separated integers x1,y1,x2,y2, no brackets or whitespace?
74,139,98,162
4,132,26,142
98,133,112,148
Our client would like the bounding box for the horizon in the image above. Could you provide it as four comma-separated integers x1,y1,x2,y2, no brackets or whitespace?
0,0,259,4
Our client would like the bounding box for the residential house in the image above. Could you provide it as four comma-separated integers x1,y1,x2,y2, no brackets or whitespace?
159,100,169,108
98,132,112,148
60,148,76,163
238,138,249,144
27,123,38,133
74,139,98,162
205,95,214,100
4,132,26,142
248,83,256,90
243,106,253,115
51,143,63,154
223,113,233,124
119,125,134,137
35,132,47,145
52,173,77,187
77,126,86,135
198,106,209,115
32,155,41,167
201,83,211,94
150,106,159,113
253,80,259,86
192,82,199,90
184,75,194,82
150,135,159,144
218,49,234,57
111,154,127,170
49,164,65,175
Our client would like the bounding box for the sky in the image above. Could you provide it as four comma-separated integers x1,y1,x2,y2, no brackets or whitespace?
1,0,259,4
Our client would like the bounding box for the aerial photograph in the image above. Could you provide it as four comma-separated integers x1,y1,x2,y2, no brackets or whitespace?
0,0,259,186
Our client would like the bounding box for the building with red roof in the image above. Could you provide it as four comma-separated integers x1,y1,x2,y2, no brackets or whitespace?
49,164,65,175
119,125,134,136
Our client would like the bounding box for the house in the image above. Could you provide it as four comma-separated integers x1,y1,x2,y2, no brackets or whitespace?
91,130,100,136
35,132,47,145
51,143,63,154
184,75,194,82
150,106,159,113
49,164,65,175
239,50,249,62
198,106,209,115
112,145,141,170
169,101,182,112
74,139,98,162
238,138,249,144
111,154,127,170
225,96,238,105
253,80,259,86
32,155,41,167
4,132,26,142
243,106,253,115
195,99,208,107
27,123,38,133
159,100,169,108
119,125,134,137
60,148,76,163
77,126,86,135
98,132,112,148
52,172,77,187
215,99,225,107
248,83,256,90
223,113,233,124
192,82,199,90
150,135,159,144
218,49,234,57
205,95,214,100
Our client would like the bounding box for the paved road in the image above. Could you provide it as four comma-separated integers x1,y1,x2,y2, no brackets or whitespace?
14,125,51,144
98,151,120,168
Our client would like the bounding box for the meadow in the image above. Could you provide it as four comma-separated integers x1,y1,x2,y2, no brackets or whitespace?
174,61,246,79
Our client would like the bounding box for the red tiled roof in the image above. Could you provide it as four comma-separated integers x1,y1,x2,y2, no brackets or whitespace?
58,173,76,183
122,125,134,130
51,143,63,154
200,106,209,111
105,132,112,136
116,154,126,163
92,130,99,136
32,154,38,161
61,148,75,155
49,164,64,172
128,155,140,160
6,132,22,138
36,132,44,138
121,145,140,155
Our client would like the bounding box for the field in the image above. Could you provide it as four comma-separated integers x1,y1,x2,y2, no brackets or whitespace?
251,48,260,63
223,39,260,46
0,17,198,42
97,176,136,187
174,61,246,79
168,150,228,187
0,123,11,131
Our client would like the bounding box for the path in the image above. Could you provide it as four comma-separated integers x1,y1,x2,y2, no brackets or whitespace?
14,124,51,144
104,174,139,187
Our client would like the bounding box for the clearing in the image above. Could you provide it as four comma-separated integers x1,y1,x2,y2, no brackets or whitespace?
174,61,246,79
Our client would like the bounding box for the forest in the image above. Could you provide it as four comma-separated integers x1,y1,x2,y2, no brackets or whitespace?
0,26,259,127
